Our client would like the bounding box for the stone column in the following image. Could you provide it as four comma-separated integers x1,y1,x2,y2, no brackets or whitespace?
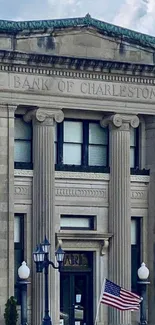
145,116,155,325
101,114,139,325
7,105,17,297
25,108,64,325
0,104,16,325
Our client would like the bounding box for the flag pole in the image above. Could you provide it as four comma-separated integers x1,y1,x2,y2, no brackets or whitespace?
94,278,106,325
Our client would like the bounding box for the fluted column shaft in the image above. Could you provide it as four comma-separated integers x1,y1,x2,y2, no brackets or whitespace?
101,114,139,325
28,108,64,325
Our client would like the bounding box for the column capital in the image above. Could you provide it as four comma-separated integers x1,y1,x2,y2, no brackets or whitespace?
101,114,139,129
24,108,64,124
0,104,17,118
8,105,17,117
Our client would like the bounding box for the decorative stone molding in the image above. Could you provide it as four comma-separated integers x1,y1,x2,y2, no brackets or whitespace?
55,171,110,181
61,240,100,249
24,108,64,124
100,239,109,256
7,104,17,113
101,114,139,129
14,186,32,204
55,187,107,199
0,104,17,116
131,190,148,200
14,185,30,196
0,64,155,85
56,232,112,255
14,170,150,184
14,169,33,177
131,175,150,183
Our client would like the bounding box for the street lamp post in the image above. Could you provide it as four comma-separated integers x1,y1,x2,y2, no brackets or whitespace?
33,236,65,325
137,262,150,325
18,261,30,325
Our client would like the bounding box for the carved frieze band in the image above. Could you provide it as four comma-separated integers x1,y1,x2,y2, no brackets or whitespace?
56,187,107,199
14,183,32,201
14,182,148,205
1,64,155,85
131,190,148,200
15,185,31,196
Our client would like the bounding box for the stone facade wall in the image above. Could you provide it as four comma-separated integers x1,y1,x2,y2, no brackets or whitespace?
0,105,15,325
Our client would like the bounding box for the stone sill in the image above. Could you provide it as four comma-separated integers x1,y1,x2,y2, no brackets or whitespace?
14,169,150,183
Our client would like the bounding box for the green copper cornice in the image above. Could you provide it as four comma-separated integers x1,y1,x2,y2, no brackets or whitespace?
0,13,155,48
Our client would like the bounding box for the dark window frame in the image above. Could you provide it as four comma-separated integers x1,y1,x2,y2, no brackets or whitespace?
14,115,33,170
55,119,109,173
14,214,24,304
60,215,95,230
130,127,139,170
131,217,141,293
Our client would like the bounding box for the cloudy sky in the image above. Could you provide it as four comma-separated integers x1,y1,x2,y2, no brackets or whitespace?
0,0,155,36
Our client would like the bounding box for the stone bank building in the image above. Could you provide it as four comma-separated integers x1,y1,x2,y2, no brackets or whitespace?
0,14,155,325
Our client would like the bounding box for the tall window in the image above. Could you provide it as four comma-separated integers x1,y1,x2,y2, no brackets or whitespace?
14,214,24,303
55,120,109,172
14,116,32,169
63,121,83,165
130,128,139,169
131,217,141,293
89,123,108,166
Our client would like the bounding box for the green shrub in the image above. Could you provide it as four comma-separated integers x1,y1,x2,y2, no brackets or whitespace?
4,296,18,325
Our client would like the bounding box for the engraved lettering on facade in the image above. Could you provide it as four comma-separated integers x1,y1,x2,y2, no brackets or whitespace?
58,80,65,92
67,81,74,92
105,84,112,96
11,74,155,102
14,76,21,88
14,75,50,91
58,80,75,93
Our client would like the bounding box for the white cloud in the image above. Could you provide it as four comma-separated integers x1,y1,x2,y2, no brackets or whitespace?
3,0,155,37
47,0,82,18
113,0,155,36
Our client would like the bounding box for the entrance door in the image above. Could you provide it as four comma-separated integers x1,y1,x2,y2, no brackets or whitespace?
60,252,93,325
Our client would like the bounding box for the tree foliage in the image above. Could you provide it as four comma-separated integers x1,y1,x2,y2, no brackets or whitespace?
4,296,18,325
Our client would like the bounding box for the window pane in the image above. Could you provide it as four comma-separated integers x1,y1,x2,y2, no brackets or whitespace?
15,118,32,140
131,219,137,244
89,123,108,145
130,147,135,168
14,216,20,243
61,217,90,228
64,121,82,143
89,145,107,166
14,141,31,162
63,144,81,165
131,218,140,293
54,143,57,164
130,128,136,146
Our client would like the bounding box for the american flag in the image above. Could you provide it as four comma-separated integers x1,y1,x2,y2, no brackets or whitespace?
100,279,142,311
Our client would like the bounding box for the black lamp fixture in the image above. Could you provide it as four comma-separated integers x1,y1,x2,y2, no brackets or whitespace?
33,236,65,325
